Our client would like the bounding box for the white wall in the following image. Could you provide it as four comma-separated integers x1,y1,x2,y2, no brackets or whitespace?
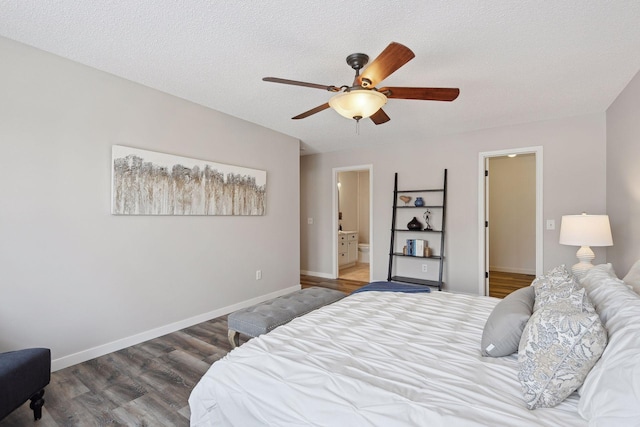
358,170,370,244
606,69,640,275
489,154,536,274
338,171,358,232
301,114,607,294
0,37,300,369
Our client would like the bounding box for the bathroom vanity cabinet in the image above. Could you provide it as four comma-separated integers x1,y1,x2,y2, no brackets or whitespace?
338,231,358,268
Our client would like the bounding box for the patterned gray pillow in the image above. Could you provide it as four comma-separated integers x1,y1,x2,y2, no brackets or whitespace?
538,288,595,314
518,307,607,409
532,265,575,307
481,286,535,357
531,264,573,289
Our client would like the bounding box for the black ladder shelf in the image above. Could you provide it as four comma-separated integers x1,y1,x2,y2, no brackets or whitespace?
387,169,447,291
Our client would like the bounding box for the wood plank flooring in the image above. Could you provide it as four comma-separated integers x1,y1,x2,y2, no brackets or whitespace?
2,272,533,426
1,276,367,427
301,273,368,294
0,316,239,427
488,270,536,298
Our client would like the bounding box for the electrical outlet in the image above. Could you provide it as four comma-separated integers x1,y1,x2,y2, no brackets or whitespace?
421,264,428,273
256,270,262,280
307,218,313,225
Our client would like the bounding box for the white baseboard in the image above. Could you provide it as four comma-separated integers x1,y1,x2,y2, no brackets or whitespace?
51,285,301,371
300,270,335,279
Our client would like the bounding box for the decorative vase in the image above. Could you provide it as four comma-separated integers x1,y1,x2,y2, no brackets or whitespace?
414,197,424,207
407,217,423,230
399,195,412,206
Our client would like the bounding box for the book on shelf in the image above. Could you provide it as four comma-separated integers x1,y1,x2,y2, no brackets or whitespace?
405,239,428,257
406,239,414,256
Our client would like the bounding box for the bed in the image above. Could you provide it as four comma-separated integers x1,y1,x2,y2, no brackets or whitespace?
189,265,640,426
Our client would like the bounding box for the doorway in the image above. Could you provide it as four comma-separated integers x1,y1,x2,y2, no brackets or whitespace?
478,147,543,296
333,165,373,282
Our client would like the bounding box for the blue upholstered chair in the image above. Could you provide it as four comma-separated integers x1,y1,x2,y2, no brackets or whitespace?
0,348,51,421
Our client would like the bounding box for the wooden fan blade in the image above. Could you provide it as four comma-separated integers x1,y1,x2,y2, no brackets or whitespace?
379,87,460,101
292,103,331,120
357,42,415,87
370,109,390,125
263,77,339,92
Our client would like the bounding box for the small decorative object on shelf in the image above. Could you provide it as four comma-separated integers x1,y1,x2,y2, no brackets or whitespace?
414,197,424,207
423,209,433,230
407,217,423,230
399,195,412,206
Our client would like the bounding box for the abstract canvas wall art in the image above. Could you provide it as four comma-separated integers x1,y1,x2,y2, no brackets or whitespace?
111,145,266,215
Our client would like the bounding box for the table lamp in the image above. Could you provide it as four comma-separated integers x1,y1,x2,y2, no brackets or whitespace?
559,213,613,278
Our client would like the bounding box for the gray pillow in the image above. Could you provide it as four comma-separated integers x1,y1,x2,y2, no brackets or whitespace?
481,286,535,357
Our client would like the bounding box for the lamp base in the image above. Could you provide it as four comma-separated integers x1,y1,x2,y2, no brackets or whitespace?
571,245,595,279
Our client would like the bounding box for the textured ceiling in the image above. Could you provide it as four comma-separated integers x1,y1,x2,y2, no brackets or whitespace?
2,1,640,154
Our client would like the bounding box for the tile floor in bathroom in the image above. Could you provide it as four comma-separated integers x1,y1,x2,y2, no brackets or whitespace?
338,263,370,282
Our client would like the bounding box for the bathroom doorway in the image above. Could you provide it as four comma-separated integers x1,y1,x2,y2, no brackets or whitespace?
333,165,373,282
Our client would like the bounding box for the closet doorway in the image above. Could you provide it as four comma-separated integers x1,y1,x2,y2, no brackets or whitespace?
333,165,373,282
478,147,543,297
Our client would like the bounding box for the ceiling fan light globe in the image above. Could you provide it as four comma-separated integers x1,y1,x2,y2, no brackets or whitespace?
329,90,387,120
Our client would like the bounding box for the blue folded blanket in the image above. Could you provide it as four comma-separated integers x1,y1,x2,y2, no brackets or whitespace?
353,281,431,294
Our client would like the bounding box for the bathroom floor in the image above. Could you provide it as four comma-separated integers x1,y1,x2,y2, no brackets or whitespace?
339,263,370,282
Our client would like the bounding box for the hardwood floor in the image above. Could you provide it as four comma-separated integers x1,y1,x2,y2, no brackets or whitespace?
1,275,368,427
2,273,537,426
301,273,368,294
0,316,238,427
488,270,536,298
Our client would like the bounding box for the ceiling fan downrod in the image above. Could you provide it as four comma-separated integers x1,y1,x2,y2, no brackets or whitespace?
346,53,369,85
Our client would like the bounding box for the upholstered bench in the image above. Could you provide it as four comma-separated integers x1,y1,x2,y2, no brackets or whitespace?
227,287,346,348
0,348,51,422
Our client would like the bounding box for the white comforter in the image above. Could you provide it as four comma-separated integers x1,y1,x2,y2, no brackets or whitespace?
189,291,586,426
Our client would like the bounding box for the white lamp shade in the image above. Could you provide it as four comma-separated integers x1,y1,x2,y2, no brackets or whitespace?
329,90,387,120
559,214,613,247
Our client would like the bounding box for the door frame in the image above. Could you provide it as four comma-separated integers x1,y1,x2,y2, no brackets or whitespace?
332,164,373,281
478,147,543,296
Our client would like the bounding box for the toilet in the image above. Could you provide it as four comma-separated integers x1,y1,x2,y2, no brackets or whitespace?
358,243,370,264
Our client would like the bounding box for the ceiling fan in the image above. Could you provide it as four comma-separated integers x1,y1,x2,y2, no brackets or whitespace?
263,42,460,125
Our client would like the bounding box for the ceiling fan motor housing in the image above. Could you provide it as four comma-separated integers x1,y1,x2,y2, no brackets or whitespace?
346,53,369,70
